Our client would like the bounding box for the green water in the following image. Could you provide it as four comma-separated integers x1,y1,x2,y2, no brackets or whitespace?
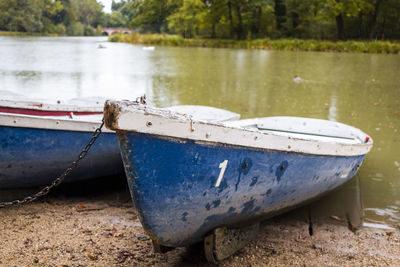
1,36,399,227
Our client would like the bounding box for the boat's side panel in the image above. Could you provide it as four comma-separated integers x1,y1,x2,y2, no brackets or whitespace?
0,126,123,188
118,132,366,247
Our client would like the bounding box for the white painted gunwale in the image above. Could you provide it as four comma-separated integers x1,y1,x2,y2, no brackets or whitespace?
106,102,373,157
0,99,104,112
0,112,114,133
0,104,242,134
163,105,240,122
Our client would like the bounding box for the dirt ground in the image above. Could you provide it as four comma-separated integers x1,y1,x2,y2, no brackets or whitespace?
1,176,400,267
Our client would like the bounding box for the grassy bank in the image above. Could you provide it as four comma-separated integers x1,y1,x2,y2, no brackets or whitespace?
109,33,400,54
0,31,33,36
0,30,101,37
0,31,62,37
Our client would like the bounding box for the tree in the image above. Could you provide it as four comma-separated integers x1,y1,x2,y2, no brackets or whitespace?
70,0,104,26
198,0,226,38
321,0,373,40
0,0,44,32
109,10,129,27
167,0,205,38
112,0,126,12
130,0,180,33
0,0,107,35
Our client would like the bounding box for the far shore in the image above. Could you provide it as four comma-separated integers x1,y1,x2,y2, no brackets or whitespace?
109,33,400,54
2,30,399,54
0,31,101,37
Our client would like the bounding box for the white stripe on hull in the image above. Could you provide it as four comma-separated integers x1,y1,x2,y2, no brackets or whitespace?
0,113,113,133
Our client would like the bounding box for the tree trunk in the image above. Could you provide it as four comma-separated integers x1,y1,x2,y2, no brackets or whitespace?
369,0,383,40
251,6,262,36
211,23,216,38
227,1,234,39
380,16,386,40
274,0,287,33
234,3,243,39
292,12,299,30
256,6,262,36
335,13,345,40
358,13,363,39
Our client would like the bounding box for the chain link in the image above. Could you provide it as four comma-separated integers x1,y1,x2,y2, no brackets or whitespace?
0,118,105,208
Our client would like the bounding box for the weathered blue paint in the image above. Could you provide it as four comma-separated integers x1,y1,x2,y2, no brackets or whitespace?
118,132,366,247
0,126,123,188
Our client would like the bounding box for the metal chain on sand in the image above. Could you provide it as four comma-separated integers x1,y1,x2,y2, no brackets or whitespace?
0,118,105,208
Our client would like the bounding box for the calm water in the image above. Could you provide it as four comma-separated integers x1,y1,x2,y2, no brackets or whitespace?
1,36,399,228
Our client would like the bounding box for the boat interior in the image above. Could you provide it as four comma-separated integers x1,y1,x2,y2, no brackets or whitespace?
223,117,369,145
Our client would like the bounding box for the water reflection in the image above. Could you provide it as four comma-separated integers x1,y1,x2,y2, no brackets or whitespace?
1,36,400,227
0,36,150,100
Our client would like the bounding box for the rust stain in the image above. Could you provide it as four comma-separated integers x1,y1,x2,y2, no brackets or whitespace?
30,103,43,108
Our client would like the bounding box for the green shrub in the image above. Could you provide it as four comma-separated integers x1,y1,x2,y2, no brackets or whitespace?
108,34,123,42
66,22,84,36
55,24,66,35
84,25,95,36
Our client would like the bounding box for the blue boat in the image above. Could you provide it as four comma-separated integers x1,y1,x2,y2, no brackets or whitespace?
0,113,123,188
104,99,373,256
0,99,239,189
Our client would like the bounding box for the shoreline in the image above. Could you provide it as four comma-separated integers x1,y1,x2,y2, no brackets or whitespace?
1,177,399,266
109,33,400,54
2,30,399,54
0,31,61,37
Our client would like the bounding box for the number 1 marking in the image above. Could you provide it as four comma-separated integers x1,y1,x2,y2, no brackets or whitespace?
215,160,228,187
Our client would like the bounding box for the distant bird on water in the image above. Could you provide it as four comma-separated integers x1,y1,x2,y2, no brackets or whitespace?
143,46,155,51
293,75,303,83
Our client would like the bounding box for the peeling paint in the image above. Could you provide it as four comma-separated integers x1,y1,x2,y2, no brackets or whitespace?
212,200,221,208
266,188,272,196
217,180,228,193
241,199,255,214
181,212,188,222
275,160,289,182
249,176,259,187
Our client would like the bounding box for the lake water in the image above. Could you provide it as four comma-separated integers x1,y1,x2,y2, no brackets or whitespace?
1,36,399,228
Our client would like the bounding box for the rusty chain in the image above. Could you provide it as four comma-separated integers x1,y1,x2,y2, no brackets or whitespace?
0,118,105,208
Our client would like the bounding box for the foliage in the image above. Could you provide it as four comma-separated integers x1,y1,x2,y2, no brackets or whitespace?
126,0,400,40
109,11,129,27
70,0,104,27
66,22,84,36
0,0,105,35
110,32,400,53
128,0,180,33
167,0,206,38
1,0,400,40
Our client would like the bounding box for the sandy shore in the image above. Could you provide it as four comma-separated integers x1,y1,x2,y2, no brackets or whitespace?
1,177,399,266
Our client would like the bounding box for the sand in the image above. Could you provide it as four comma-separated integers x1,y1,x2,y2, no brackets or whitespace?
1,177,399,266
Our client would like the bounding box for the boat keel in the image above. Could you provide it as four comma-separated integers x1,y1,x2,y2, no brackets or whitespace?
204,222,260,262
